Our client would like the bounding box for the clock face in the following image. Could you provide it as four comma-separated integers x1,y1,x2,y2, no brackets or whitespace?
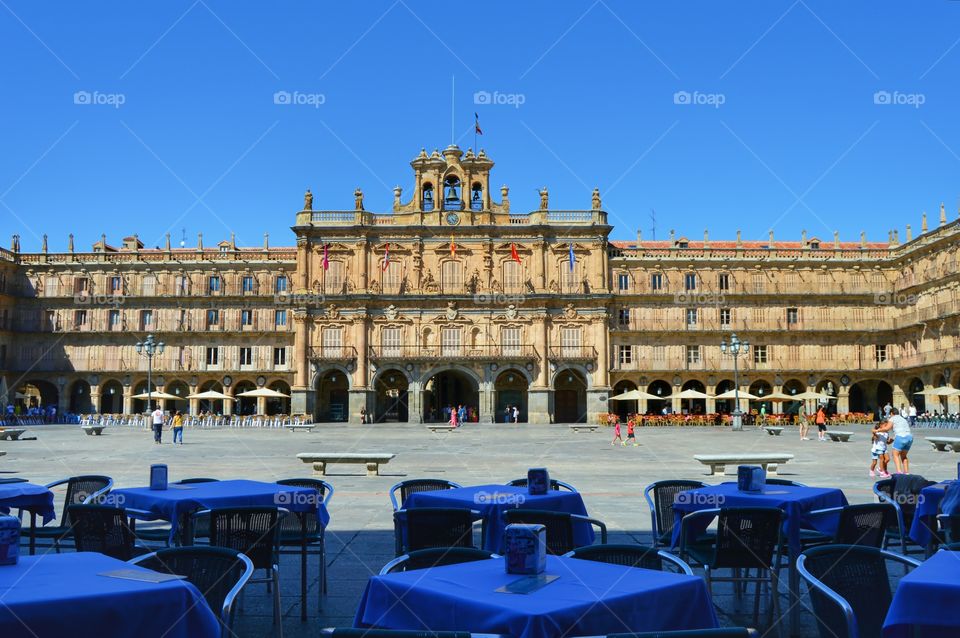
446,212,460,226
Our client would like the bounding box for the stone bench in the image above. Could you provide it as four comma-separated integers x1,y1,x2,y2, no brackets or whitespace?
926,436,960,452
285,424,316,433
763,427,784,436
426,425,457,433
297,452,396,476
569,424,600,433
0,428,26,441
81,425,105,436
693,453,794,477
826,431,854,443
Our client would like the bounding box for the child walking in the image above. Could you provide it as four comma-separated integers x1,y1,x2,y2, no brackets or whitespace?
870,428,891,478
626,420,638,446
611,417,624,446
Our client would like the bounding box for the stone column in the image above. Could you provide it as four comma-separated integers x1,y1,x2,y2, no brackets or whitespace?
291,311,313,415
223,386,233,417
90,384,101,414
532,241,545,291
122,387,133,415
408,379,423,424
296,237,309,291
593,318,609,389
528,312,551,423
837,386,850,414
256,396,266,415
705,383,716,415
357,240,369,292
479,378,494,424
348,313,372,424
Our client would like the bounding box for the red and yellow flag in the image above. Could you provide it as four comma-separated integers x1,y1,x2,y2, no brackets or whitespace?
510,243,521,263
450,236,456,258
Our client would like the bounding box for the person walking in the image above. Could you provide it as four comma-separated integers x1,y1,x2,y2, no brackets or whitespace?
171,410,184,445
875,407,913,474
512,406,519,424
449,405,458,427
814,405,828,441
626,420,638,446
798,405,810,440
869,428,891,478
504,405,511,423
611,417,624,446
151,405,165,445
908,403,917,427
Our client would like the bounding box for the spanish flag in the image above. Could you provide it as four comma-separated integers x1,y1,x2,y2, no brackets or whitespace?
510,243,521,263
322,243,329,271
381,243,390,271
450,237,456,258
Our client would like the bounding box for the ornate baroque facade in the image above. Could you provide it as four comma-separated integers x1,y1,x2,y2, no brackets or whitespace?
3,145,960,423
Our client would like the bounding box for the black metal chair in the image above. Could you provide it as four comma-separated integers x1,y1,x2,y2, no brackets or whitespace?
679,507,785,630
873,477,933,554
66,504,146,560
502,508,607,555
389,479,462,511
598,630,760,638
936,513,960,544
394,507,483,556
943,541,960,551
505,478,577,492
564,543,693,575
797,544,920,638
194,506,285,635
643,480,707,548
380,547,498,574
276,478,334,618
321,630,497,637
135,478,220,547
30,475,113,552
131,546,253,638
805,503,897,548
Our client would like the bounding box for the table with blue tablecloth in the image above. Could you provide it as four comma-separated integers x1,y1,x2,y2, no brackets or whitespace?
909,481,957,548
355,554,718,638
883,550,960,638
0,481,56,555
0,552,220,638
403,484,594,553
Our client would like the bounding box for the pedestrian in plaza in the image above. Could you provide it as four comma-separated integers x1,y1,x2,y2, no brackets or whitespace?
610,417,623,446
759,404,766,426
815,404,828,441
457,404,466,425
798,405,810,440
151,404,164,444
883,402,893,418
448,405,458,427
908,403,918,426
512,406,519,423
875,407,913,474
626,420,638,446
504,405,511,423
869,428,891,478
360,407,368,424
171,410,184,445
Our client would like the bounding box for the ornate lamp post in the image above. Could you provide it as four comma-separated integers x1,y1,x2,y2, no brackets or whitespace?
720,333,750,431
135,334,165,413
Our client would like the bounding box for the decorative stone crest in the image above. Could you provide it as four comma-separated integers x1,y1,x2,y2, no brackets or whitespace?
446,301,458,321
506,304,518,320
563,303,577,319
326,304,340,319
385,304,399,321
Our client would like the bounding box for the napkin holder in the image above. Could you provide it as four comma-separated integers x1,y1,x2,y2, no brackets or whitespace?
504,523,546,575
149,464,168,491
737,465,766,492
527,468,550,496
0,514,20,566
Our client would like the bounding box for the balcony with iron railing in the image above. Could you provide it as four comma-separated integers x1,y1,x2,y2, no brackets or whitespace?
548,346,598,362
368,344,539,361
309,345,358,362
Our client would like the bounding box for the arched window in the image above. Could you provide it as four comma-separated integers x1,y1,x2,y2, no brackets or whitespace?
443,176,462,209
470,182,483,211
422,183,434,211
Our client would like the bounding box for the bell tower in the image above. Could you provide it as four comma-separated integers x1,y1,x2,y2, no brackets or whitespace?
408,145,494,218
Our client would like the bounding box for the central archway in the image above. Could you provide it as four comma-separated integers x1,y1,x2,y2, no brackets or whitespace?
69,379,93,414
316,370,349,422
375,369,409,423
554,368,587,423
611,380,638,421
233,380,257,415
422,368,478,423
99,380,124,414
495,369,529,423
646,379,672,415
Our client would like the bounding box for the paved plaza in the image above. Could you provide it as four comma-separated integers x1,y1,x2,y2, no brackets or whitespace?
2,422,954,636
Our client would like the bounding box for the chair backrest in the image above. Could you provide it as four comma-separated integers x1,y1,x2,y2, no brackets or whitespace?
390,479,461,510
381,547,496,574
939,514,960,544
66,504,137,560
505,478,576,492
132,546,252,624
321,630,475,638
206,507,281,570
397,508,479,554
644,480,707,542
605,630,759,638
943,541,960,551
566,543,691,574
276,478,333,537
503,508,576,555
836,503,896,547
712,507,784,569
56,475,113,527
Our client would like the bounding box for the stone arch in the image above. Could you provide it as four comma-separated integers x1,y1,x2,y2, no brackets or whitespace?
554,367,588,423
421,364,480,423
373,367,410,423
315,368,350,422
233,379,258,416
681,379,707,415
611,379,638,421
163,379,190,415
99,379,124,414
494,368,529,423
68,379,93,414
266,380,291,415
646,379,672,415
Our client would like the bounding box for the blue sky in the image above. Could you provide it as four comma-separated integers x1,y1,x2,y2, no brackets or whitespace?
2,1,959,250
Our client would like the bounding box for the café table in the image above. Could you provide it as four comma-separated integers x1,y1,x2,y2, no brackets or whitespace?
0,552,220,637
355,554,718,637
883,549,960,638
670,481,847,637
0,481,55,555
403,484,593,553
909,481,957,552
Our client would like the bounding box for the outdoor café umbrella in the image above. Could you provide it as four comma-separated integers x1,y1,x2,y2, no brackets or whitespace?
757,391,797,402
608,389,658,401
674,389,713,400
713,389,758,400
236,387,290,398
791,390,834,401
130,391,182,401
185,390,236,401
914,386,960,397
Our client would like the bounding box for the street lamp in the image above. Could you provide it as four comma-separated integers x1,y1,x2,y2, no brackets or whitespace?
720,333,750,431
135,334,165,413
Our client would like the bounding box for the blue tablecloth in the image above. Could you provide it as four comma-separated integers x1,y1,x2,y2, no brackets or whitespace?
0,482,55,524
107,479,329,541
355,554,719,637
670,482,848,557
883,550,960,638
0,552,220,637
909,481,957,547
404,484,594,553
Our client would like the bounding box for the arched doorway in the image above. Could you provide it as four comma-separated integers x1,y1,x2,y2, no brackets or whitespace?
99,380,124,414
907,378,926,414
646,380,671,415
375,370,409,423
554,368,587,424
423,368,478,423
164,380,190,415
267,381,291,416
815,378,839,415
782,379,805,417
848,379,893,416
495,369,529,423
714,379,735,414
69,379,93,413
197,380,225,415
17,381,57,411
680,380,707,415
233,380,257,415
132,380,157,414
749,380,773,416
316,370,349,422
611,380,638,422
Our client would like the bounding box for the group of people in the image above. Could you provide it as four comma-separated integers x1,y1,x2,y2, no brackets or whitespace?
503,405,520,423
5,403,57,422
445,404,474,426
608,413,638,447
796,405,830,441
870,406,914,477
150,406,185,445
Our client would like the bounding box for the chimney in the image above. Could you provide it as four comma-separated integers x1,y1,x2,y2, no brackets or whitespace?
906,225,912,242
669,229,675,243
264,232,270,250
860,231,866,249
703,229,709,248
68,234,74,253
833,231,840,249
41,234,48,253
230,232,236,250
801,229,807,245
769,229,774,246
165,233,171,251
922,211,928,233
11,235,19,253
736,229,742,247
893,229,900,245
197,232,203,251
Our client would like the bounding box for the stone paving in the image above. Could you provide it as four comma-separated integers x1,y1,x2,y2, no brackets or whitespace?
3,421,954,637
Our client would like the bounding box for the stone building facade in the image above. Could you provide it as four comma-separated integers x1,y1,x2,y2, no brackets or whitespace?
3,145,960,423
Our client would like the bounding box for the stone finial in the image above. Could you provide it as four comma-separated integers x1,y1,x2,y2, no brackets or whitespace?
922,211,928,233
68,234,74,253
263,232,269,250
940,201,947,226
669,229,675,243
893,230,900,245
801,229,807,244
41,234,47,253
906,224,913,242
197,232,203,251
230,232,236,250
591,188,601,211
887,230,893,244
833,231,840,249
703,229,709,247
393,186,402,210
11,235,19,252
500,185,510,213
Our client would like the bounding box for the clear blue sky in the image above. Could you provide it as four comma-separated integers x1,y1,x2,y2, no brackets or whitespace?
2,1,959,251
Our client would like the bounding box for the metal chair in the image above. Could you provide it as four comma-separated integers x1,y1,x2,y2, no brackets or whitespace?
505,478,577,492
30,475,113,552
943,541,960,550
936,513,960,544
380,547,498,574
276,477,334,617
502,509,607,555
194,506,286,636
805,503,897,548
873,477,932,555
135,478,220,546
131,546,253,638
679,507,784,631
394,507,484,555
66,504,146,560
564,543,693,575
589,630,760,638
643,480,707,548
321,630,499,637
389,479,462,510
797,544,920,638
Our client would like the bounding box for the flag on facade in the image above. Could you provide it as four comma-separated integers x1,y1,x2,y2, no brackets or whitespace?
475,113,483,135
322,243,330,270
510,242,521,263
450,237,456,258
381,242,390,271
568,243,575,272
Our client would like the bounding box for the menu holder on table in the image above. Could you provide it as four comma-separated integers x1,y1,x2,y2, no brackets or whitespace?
149,464,168,491
98,569,187,584
495,573,559,594
737,465,766,493
527,468,550,495
505,523,546,575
